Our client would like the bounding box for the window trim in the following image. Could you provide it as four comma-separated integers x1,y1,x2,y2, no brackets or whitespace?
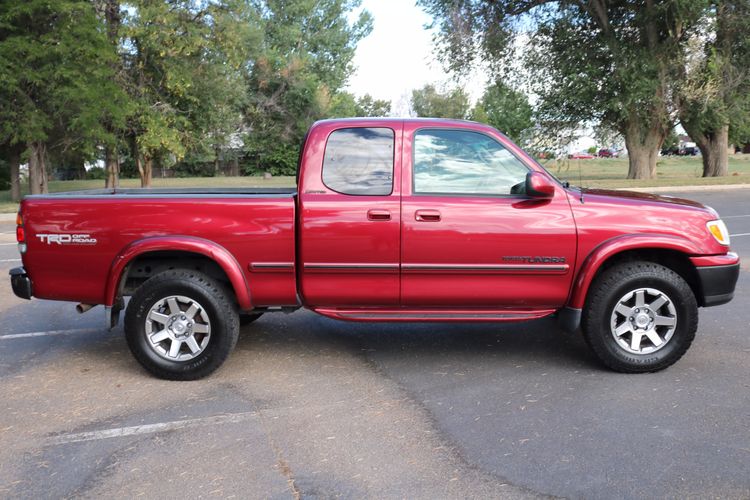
410,127,533,198
321,126,396,197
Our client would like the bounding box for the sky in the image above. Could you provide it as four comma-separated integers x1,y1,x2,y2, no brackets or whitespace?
345,0,487,117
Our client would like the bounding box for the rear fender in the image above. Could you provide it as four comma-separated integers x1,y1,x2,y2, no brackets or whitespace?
568,233,701,310
105,236,252,310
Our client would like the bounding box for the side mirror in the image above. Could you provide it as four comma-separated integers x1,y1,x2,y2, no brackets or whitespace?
525,172,555,199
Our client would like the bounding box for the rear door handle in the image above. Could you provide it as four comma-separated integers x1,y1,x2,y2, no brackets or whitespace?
367,209,391,221
415,209,441,222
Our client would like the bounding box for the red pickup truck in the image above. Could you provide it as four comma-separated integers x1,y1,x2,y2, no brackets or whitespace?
10,118,739,380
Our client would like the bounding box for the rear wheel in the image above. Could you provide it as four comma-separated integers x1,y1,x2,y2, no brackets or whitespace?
582,261,698,373
125,269,239,380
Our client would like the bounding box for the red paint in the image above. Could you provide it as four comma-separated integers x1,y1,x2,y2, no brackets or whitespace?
16,118,739,323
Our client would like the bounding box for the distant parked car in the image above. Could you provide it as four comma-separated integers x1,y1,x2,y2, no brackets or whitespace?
661,146,680,156
598,148,619,158
679,146,699,156
569,152,595,159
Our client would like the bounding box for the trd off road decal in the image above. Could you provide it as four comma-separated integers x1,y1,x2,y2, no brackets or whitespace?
37,234,98,245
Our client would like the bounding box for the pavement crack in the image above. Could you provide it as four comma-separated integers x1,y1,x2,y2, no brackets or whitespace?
257,408,301,500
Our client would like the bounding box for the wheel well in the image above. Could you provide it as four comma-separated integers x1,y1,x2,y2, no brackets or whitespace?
121,251,233,297
588,249,702,304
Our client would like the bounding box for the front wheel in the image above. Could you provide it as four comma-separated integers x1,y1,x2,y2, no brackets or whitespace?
125,269,239,380
582,261,698,373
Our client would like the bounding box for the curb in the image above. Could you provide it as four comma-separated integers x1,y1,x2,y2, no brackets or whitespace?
0,213,17,222
621,184,750,193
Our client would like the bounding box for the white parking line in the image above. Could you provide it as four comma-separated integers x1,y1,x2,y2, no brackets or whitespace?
724,214,750,219
47,411,260,445
731,233,750,237
0,328,100,340
0,259,21,263
0,243,18,246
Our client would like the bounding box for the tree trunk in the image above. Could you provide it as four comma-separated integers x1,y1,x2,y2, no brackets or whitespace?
214,145,221,176
623,120,666,179
684,124,730,177
105,144,120,188
140,155,153,188
27,142,49,194
9,148,22,202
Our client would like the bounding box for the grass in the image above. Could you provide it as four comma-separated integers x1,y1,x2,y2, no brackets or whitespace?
542,154,750,189
2,155,750,213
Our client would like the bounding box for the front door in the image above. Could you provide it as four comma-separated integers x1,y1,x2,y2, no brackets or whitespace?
400,125,577,308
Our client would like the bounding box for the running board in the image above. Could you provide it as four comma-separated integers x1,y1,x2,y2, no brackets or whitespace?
311,307,556,323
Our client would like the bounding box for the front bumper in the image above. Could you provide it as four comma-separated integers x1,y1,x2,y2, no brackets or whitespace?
691,253,740,307
9,267,32,300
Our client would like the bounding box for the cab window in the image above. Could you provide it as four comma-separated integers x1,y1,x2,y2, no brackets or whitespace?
413,129,529,195
322,127,394,195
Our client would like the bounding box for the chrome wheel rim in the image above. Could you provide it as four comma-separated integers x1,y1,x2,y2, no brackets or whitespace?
610,287,677,355
145,295,211,361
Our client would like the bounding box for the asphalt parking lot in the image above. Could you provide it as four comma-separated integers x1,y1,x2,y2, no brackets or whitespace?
1,188,748,499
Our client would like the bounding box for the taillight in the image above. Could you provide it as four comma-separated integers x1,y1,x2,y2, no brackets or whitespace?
16,211,26,254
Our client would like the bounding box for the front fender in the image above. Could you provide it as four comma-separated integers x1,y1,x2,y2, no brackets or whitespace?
104,236,252,310
567,233,702,310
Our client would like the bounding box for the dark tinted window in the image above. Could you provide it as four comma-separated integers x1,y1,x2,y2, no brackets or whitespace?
322,127,394,195
413,129,529,195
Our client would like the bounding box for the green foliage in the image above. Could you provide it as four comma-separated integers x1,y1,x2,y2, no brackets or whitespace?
328,92,392,117
679,1,750,147
243,0,373,175
470,81,533,142
0,159,9,190
419,0,712,178
411,84,470,119
122,0,256,168
86,166,106,180
0,0,128,156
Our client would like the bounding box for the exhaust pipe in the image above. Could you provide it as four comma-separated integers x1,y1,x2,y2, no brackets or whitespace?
76,303,95,314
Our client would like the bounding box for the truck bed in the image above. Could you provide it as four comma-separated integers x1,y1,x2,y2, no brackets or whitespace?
20,189,298,307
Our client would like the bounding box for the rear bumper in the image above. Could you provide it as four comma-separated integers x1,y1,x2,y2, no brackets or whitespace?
691,253,740,307
9,267,32,300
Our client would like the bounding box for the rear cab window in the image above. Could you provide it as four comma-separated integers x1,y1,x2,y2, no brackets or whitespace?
322,127,395,195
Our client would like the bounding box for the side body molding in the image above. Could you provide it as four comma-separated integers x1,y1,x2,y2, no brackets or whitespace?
567,233,702,310
105,236,252,310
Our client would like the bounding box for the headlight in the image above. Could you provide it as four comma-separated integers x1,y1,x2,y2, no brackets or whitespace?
706,220,730,246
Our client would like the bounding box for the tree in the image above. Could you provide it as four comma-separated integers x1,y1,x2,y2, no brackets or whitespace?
243,0,373,175
470,81,533,143
410,84,470,119
0,0,126,194
120,0,255,187
678,1,750,177
328,92,392,117
420,0,707,179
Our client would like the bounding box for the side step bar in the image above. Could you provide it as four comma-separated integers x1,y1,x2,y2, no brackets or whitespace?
312,307,556,323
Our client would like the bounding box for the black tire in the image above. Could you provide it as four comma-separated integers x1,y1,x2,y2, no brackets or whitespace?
581,260,698,373
124,269,239,380
240,312,263,326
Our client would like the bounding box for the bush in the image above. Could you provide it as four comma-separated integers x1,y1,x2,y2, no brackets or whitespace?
0,159,10,190
86,166,106,180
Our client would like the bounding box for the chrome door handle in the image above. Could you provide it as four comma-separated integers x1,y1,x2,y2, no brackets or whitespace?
415,210,441,222
367,209,391,221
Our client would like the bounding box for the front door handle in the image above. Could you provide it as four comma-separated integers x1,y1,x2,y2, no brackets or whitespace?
415,209,441,222
367,209,391,221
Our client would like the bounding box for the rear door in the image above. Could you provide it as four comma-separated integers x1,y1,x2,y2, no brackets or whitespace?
400,124,577,308
298,122,402,306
